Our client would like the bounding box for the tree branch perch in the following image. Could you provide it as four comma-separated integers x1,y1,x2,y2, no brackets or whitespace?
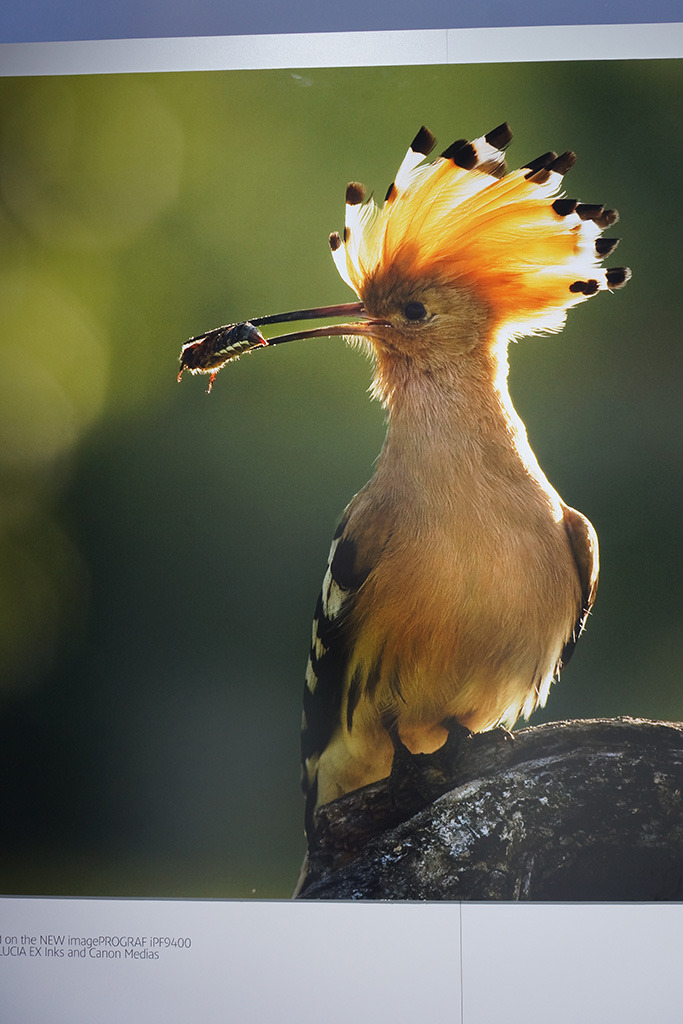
296,718,683,900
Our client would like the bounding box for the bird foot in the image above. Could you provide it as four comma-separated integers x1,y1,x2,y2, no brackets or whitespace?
469,724,516,754
495,725,515,742
382,714,473,810
379,712,431,808
387,744,437,809
427,717,473,779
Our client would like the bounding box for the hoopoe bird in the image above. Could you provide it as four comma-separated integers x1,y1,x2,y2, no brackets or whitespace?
179,122,630,843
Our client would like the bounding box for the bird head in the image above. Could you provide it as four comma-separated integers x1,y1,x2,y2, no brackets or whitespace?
179,122,629,396
330,124,629,356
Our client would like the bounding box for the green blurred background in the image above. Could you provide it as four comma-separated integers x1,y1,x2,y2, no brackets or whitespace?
0,59,681,898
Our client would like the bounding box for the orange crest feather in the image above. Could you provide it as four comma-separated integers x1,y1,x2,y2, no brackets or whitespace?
330,124,630,337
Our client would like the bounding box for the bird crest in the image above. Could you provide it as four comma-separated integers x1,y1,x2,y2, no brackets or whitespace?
329,123,630,339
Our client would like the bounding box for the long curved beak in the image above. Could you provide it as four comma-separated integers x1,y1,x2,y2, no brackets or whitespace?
178,301,385,391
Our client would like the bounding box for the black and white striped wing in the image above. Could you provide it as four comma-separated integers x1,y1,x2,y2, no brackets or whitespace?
300,502,391,835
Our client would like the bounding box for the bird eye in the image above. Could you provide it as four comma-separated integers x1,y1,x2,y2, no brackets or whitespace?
403,301,427,321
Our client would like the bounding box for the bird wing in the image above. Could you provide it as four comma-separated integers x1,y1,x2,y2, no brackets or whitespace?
300,498,393,830
560,503,599,667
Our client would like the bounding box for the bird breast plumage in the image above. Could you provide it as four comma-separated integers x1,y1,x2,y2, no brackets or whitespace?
343,454,582,742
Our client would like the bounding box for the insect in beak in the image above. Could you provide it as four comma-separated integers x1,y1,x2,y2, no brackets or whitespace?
178,301,383,392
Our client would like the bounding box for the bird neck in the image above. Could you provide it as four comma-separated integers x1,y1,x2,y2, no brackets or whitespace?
372,341,551,503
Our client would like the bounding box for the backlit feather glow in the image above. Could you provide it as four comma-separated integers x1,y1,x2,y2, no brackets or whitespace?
330,124,630,339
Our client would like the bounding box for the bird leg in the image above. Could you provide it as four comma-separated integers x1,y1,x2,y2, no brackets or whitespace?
430,716,475,776
382,710,434,810
382,710,417,774
381,712,474,810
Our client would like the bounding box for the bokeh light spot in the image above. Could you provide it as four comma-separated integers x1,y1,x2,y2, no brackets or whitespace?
0,76,183,250
0,269,109,470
